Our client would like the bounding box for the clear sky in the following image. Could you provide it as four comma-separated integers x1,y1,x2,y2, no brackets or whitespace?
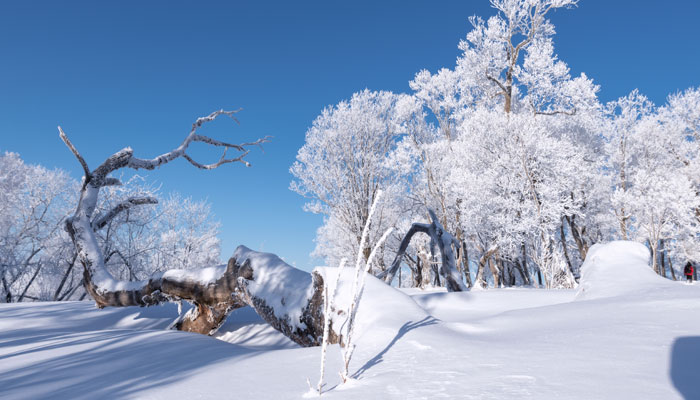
1,0,699,270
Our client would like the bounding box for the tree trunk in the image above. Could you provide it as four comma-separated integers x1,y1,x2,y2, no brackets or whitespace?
659,239,667,278
560,222,576,278
668,256,677,281
649,241,659,275
17,262,42,302
566,215,589,262
380,210,466,292
513,260,528,286
461,241,473,288
488,257,500,288
53,254,78,301
475,245,498,289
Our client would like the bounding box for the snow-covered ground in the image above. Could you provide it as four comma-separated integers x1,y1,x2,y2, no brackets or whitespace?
1,241,699,399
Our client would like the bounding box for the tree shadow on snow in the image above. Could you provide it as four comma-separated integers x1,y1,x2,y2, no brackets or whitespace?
670,336,700,400
353,316,438,379
0,326,258,399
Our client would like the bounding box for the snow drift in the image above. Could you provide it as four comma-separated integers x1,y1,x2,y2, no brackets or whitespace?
313,266,429,343
576,240,675,300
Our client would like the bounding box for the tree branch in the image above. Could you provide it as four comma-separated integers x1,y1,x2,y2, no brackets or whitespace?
126,110,270,171
58,126,90,179
102,178,123,187
92,196,159,230
378,223,431,282
486,74,508,95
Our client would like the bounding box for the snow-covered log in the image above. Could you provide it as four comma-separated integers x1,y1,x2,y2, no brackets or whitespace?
231,246,331,347
379,210,467,292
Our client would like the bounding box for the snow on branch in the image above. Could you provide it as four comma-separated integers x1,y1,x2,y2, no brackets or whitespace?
92,196,159,230
58,126,90,179
126,109,270,171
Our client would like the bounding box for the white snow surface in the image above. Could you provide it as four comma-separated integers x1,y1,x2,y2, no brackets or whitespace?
2,241,699,399
161,264,227,285
576,240,676,300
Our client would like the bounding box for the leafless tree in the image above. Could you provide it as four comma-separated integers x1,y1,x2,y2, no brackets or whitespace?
60,110,332,346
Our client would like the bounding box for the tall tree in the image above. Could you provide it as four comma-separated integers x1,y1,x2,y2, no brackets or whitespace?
290,89,415,269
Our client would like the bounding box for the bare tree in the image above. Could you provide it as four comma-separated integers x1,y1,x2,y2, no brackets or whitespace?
59,110,334,346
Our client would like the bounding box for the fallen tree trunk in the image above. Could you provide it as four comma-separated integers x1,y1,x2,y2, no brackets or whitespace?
59,111,334,347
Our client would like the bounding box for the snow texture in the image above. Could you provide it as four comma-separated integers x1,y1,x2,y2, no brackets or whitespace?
1,241,699,399
234,245,314,330
576,240,675,300
161,264,227,285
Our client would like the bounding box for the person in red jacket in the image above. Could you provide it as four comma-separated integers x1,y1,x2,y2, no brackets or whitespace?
684,262,695,283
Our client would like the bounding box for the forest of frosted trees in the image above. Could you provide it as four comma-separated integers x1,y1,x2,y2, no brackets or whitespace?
290,0,700,290
2,0,699,303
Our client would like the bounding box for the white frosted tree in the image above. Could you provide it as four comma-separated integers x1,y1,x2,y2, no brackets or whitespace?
96,179,222,282
290,89,416,270
386,0,601,289
604,90,654,241
0,152,76,302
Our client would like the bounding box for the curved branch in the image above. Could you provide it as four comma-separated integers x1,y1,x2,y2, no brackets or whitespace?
379,223,430,283
486,74,508,95
183,149,251,169
58,126,90,179
92,196,159,230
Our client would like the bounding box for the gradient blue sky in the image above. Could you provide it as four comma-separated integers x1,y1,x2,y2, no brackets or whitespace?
1,1,698,270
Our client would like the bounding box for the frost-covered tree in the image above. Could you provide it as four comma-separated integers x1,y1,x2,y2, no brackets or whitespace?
290,89,416,269
0,152,76,302
96,180,221,282
457,0,579,113
604,90,654,240
601,88,700,276
656,87,700,265
0,152,224,302
386,0,600,289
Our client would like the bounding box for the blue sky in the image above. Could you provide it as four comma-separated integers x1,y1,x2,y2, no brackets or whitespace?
1,0,698,270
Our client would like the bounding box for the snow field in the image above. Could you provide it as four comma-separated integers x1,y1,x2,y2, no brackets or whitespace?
1,241,699,399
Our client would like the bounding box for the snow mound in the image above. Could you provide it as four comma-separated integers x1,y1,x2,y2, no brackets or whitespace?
576,240,673,300
314,267,428,343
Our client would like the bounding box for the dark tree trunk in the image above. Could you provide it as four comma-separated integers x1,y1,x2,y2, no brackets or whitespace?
380,210,466,292
668,256,677,281
560,222,576,278
659,239,667,278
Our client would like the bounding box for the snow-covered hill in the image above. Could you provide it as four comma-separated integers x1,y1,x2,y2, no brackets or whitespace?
1,241,699,399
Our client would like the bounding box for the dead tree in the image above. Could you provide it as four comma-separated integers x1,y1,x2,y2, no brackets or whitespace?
379,210,467,292
60,111,332,346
